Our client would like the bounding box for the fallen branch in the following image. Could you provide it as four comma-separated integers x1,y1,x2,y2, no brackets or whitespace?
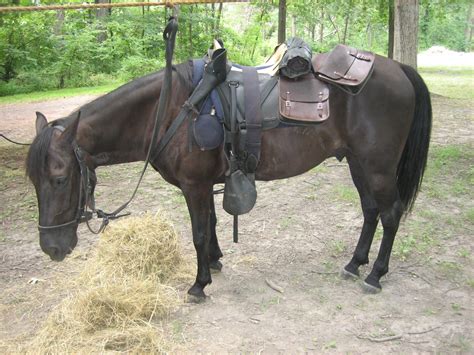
357,334,403,343
265,278,284,293
407,325,442,335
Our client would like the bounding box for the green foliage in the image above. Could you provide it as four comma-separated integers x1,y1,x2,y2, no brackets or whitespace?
419,0,472,51
0,1,471,96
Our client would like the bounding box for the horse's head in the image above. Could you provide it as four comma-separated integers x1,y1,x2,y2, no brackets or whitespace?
26,112,92,261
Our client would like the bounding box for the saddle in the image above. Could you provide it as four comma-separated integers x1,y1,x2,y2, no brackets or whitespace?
189,42,375,220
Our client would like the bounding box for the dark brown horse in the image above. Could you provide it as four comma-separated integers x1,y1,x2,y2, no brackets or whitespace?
26,54,431,299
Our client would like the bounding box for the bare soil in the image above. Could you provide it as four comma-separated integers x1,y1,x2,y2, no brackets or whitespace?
0,91,473,353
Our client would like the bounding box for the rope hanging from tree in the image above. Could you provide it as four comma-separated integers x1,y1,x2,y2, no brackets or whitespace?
0,0,248,13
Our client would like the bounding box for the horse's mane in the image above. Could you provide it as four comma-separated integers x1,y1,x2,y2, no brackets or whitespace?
25,61,194,183
73,61,194,117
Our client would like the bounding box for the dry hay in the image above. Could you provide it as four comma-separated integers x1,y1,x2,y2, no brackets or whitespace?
26,212,193,354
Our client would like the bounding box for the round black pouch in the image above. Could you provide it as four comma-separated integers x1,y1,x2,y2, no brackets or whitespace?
193,114,224,151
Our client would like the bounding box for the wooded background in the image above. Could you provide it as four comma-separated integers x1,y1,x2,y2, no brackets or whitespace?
0,0,472,96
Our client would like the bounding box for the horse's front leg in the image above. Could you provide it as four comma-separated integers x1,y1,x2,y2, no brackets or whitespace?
182,183,213,299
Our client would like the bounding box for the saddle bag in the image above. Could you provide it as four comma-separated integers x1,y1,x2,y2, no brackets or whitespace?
279,73,329,124
314,44,375,95
279,37,313,79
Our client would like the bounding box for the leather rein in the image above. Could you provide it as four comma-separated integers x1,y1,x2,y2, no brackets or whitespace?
37,16,178,234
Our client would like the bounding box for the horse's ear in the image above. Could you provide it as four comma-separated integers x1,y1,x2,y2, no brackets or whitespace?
60,111,80,144
35,112,48,134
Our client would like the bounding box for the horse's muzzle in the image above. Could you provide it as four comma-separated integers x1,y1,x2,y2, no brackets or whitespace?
39,232,77,261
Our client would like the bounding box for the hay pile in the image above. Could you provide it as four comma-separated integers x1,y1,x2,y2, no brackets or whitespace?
28,213,193,353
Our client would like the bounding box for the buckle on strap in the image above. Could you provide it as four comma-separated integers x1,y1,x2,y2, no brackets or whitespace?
183,100,199,115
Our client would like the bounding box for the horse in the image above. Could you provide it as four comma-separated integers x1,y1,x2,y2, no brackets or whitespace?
26,53,431,300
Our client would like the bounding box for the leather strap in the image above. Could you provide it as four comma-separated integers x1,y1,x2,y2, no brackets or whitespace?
242,66,263,171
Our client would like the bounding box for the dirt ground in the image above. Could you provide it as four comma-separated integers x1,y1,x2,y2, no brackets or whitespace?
1,83,473,352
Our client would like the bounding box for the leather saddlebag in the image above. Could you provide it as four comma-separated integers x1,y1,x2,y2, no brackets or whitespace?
279,73,329,124
314,44,375,94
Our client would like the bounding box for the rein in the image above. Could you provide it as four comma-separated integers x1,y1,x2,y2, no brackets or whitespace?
37,16,178,234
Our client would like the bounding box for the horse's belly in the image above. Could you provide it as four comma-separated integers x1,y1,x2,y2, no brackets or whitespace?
256,125,338,181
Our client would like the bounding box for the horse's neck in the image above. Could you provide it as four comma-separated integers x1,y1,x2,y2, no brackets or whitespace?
75,89,159,166
73,67,189,167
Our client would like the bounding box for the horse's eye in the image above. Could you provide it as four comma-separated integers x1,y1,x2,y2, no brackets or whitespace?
54,176,67,187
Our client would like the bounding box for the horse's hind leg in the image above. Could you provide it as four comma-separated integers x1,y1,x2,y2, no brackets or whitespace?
343,156,380,279
182,183,213,299
362,171,404,293
209,194,223,272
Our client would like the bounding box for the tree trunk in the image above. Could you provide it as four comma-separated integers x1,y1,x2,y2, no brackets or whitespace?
391,0,419,69
54,10,65,36
465,3,473,51
95,0,110,43
342,0,352,44
388,0,394,58
291,15,296,37
319,6,324,44
189,5,194,57
215,2,223,38
278,0,287,43
251,6,267,60
366,23,372,48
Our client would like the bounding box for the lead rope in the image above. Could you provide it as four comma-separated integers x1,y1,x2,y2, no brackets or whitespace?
0,133,31,146
83,14,179,234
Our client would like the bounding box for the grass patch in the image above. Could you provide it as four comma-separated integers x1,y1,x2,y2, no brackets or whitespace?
332,184,359,204
393,221,437,261
427,145,464,174
0,83,123,105
423,144,474,199
465,208,474,224
419,67,474,100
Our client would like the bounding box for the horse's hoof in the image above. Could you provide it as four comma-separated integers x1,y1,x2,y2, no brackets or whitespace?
340,267,359,280
209,260,223,273
186,293,207,304
361,281,382,294
187,283,206,303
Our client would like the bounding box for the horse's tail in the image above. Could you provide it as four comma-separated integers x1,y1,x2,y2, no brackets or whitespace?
397,64,432,213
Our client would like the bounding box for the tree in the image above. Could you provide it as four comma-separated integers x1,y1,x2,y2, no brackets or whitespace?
278,0,286,43
389,0,419,68
95,0,110,42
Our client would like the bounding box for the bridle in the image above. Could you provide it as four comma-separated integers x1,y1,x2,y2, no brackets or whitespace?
37,125,104,233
